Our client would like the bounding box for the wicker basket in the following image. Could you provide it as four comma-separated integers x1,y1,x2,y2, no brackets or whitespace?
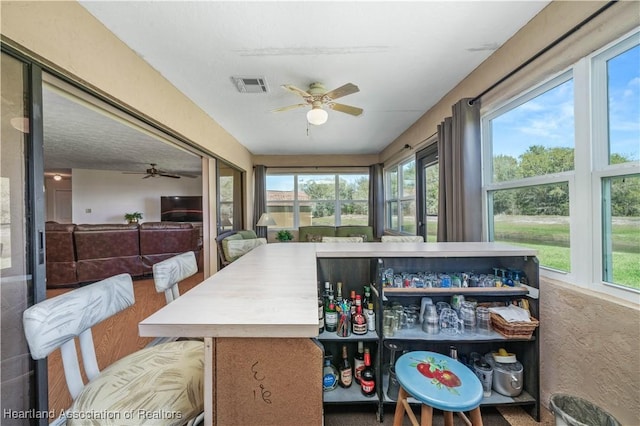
491,313,539,339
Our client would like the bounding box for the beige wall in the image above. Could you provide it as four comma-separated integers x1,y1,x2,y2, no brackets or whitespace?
254,154,379,168
540,278,640,425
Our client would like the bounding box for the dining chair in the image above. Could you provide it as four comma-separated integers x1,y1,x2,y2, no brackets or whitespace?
23,273,204,426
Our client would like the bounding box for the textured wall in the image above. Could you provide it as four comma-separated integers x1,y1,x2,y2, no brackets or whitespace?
540,278,640,425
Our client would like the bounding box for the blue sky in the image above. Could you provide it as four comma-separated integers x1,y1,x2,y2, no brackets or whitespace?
267,174,367,191
492,44,639,162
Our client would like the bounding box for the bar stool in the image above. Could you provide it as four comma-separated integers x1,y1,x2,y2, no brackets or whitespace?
393,351,483,426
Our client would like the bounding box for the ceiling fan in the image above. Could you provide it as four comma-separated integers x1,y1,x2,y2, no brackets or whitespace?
273,82,363,125
123,163,193,179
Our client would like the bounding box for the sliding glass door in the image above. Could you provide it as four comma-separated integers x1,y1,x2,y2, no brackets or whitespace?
1,50,47,424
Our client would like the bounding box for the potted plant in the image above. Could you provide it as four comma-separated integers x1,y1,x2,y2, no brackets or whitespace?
124,212,143,224
276,229,293,242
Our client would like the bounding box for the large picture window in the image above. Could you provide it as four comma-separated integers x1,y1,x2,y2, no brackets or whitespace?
266,172,369,228
483,30,640,298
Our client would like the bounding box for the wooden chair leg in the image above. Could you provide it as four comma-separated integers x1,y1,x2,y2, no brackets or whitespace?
420,404,433,426
468,407,483,426
443,411,454,426
393,387,409,426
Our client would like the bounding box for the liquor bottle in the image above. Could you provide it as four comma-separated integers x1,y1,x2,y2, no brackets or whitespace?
336,281,344,303
352,305,368,335
338,345,353,388
360,347,376,397
350,290,357,315
363,285,371,308
366,302,376,332
318,287,324,334
353,341,365,384
323,355,338,392
325,295,338,333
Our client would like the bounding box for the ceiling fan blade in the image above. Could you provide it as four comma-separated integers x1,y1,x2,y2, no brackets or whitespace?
324,83,359,101
329,103,363,116
143,174,153,179
159,173,181,179
272,103,307,113
281,85,311,98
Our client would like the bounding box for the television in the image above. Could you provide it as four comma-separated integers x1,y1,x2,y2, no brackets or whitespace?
160,196,203,222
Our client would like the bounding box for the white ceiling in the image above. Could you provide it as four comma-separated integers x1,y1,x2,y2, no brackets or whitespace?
45,1,550,173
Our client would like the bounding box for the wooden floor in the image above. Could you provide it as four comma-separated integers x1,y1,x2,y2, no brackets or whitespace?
46,272,203,414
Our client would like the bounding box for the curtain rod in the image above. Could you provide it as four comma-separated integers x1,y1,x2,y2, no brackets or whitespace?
469,0,618,105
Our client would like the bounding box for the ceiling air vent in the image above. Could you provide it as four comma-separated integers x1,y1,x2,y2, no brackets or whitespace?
231,76,268,93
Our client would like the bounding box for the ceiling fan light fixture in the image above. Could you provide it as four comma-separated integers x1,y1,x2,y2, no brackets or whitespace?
53,174,62,181
307,107,328,126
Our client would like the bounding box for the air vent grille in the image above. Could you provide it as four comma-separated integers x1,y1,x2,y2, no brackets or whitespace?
231,76,268,93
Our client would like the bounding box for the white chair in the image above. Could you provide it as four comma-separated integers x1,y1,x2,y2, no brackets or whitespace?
150,251,199,346
23,274,204,426
153,251,198,305
381,235,425,242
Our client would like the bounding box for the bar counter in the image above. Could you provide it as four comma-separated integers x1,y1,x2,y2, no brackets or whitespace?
138,241,537,425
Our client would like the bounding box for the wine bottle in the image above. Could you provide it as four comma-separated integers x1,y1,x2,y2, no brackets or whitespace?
363,285,371,308
323,355,338,392
352,305,368,335
360,347,376,397
353,341,365,384
338,345,353,388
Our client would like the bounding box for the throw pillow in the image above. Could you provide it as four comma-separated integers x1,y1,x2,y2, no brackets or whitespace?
321,236,364,243
226,238,267,261
306,234,324,242
221,234,243,262
348,233,368,242
237,230,258,239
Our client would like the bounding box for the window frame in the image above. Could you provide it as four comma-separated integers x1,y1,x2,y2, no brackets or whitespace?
481,29,640,303
265,171,369,229
384,157,416,234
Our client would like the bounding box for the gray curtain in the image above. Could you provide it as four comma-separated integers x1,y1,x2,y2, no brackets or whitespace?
253,165,267,238
368,163,384,239
437,98,482,242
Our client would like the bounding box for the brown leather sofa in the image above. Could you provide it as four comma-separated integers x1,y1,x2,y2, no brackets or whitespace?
139,222,201,273
74,223,144,284
45,222,78,287
45,222,201,288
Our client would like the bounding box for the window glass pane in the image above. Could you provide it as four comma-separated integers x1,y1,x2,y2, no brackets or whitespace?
602,174,640,289
304,201,334,225
340,202,369,226
491,79,575,182
299,174,335,200
402,160,416,198
491,183,570,272
425,162,439,242
607,44,640,164
339,174,369,200
388,201,398,229
387,169,398,198
266,175,295,228
400,200,416,234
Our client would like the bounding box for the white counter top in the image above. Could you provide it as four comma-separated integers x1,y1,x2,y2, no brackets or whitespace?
138,241,536,338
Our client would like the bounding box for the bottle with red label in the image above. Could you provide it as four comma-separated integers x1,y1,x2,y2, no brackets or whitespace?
353,341,365,384
360,347,376,397
352,304,368,335
338,345,353,388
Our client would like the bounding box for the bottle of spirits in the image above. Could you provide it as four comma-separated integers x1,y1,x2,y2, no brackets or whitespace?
366,302,376,332
353,341,365,384
363,285,371,308
360,347,376,397
338,345,353,388
325,294,338,333
350,290,357,315
352,305,368,335
323,355,338,392
318,287,324,334
336,281,344,303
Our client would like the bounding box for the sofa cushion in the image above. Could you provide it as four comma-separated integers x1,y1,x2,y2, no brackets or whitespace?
335,226,374,242
299,226,336,242
321,236,364,243
237,229,258,239
306,234,325,242
225,238,267,260
381,235,424,242
221,233,243,262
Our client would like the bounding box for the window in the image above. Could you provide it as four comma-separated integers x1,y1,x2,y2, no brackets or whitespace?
485,73,574,273
266,172,369,228
385,159,416,233
483,30,640,299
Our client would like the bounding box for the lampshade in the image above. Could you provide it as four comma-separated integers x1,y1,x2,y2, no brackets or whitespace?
256,213,276,226
306,107,328,125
